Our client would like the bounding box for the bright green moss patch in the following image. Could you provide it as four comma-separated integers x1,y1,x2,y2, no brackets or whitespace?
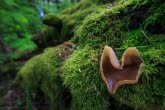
75,12,128,47
62,45,109,110
115,33,165,108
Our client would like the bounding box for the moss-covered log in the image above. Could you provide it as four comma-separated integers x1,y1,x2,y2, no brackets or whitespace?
43,14,62,29
15,0,165,110
41,0,103,43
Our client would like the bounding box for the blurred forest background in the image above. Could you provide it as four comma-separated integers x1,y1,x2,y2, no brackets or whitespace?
0,0,77,64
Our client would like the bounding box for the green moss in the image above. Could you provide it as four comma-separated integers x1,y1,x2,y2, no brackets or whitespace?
115,33,165,108
75,12,128,47
62,45,109,110
62,0,165,109
43,14,62,27
14,46,68,110
122,29,149,48
43,0,103,42
15,0,165,109
59,1,100,40
39,26,64,46
144,2,165,30
41,26,55,38
73,0,156,46
62,34,165,109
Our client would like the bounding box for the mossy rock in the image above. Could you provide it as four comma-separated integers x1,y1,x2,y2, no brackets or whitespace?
61,34,165,109
15,0,165,110
42,0,103,43
14,42,75,110
43,14,62,30
40,26,60,45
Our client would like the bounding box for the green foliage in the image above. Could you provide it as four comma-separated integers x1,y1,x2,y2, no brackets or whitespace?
0,0,42,64
3,33,36,51
36,0,74,14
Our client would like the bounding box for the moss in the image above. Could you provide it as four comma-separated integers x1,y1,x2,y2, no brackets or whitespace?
122,29,150,48
40,25,62,45
58,1,100,41
62,35,165,110
63,0,165,109
61,35,165,110
73,0,158,46
145,0,165,23
115,33,165,108
43,0,103,42
61,45,109,110
75,12,128,47
14,45,72,110
15,0,165,109
144,2,165,34
43,14,62,29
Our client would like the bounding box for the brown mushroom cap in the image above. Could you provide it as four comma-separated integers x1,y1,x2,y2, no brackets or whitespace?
100,46,144,95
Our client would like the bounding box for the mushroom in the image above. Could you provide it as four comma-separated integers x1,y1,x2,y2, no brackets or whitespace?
100,46,144,95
